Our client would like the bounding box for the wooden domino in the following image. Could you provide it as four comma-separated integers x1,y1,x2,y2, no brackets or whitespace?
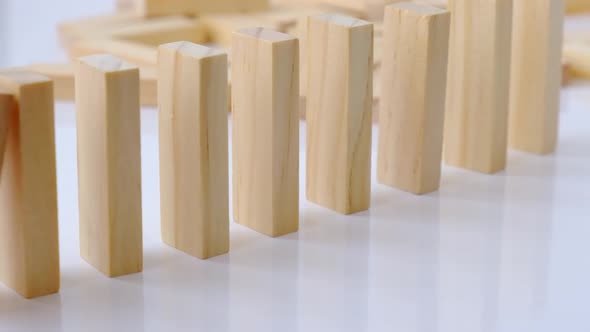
69,39,157,68
444,0,513,174
108,16,208,46
132,0,269,17
566,0,590,13
306,14,373,214
58,11,143,48
509,0,565,154
158,42,230,259
0,70,59,298
75,54,143,277
0,88,12,177
563,41,590,79
232,27,299,237
377,2,450,194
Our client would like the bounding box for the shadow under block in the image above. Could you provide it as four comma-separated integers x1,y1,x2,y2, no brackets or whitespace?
509,0,564,155
0,70,59,298
231,28,299,237
158,42,229,259
134,0,269,17
306,14,373,214
75,54,143,277
443,0,513,174
377,3,450,195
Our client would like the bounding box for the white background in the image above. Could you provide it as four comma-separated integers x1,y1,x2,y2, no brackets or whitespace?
1,1,590,332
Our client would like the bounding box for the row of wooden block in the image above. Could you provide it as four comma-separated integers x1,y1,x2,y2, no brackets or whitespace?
0,1,564,299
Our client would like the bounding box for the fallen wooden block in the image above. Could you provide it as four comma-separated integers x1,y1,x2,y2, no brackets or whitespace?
232,27,299,237
158,42,230,259
58,11,144,48
76,54,143,277
0,89,13,179
0,69,59,298
108,16,208,46
306,14,373,214
509,0,564,154
563,41,590,79
131,0,270,17
377,3,450,195
444,0,512,174
68,39,157,68
566,0,590,14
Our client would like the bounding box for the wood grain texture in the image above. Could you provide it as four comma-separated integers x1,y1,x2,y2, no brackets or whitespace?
76,54,143,277
509,0,564,154
158,42,229,258
444,0,513,174
134,0,269,17
0,70,59,298
232,28,299,237
306,14,373,214
0,89,13,177
377,3,450,194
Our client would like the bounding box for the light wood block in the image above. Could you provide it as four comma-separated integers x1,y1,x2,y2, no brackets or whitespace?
509,0,564,155
69,39,157,68
75,54,143,277
318,0,447,19
563,41,590,79
0,70,59,298
377,3,450,195
158,42,229,258
232,28,299,237
444,0,513,174
306,14,373,214
58,12,143,47
133,0,269,17
566,0,590,13
109,16,208,46
0,89,13,177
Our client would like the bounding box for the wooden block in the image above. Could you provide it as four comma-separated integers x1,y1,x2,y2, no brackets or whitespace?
75,54,143,277
0,70,59,298
158,42,229,258
377,3,450,195
134,0,269,17
566,0,590,13
563,41,590,79
0,89,13,181
109,16,208,46
68,39,157,68
318,0,447,20
232,28,299,237
443,0,513,174
306,14,373,214
562,61,572,86
509,0,564,154
58,12,143,48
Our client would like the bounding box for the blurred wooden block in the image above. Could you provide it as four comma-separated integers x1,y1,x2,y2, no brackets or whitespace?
58,12,143,47
562,61,572,86
158,42,230,258
318,0,447,19
0,70,59,298
232,28,299,237
109,16,208,46
563,41,590,79
377,3,450,195
444,0,513,174
76,54,143,277
306,14,373,214
132,0,269,17
68,39,157,68
0,89,13,180
566,0,590,13
509,0,564,154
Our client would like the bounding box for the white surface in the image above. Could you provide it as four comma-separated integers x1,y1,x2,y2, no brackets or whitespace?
1,2,590,332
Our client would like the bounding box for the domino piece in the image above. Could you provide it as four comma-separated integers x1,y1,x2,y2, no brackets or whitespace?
566,0,590,13
134,0,269,17
75,54,143,277
0,70,59,298
306,14,373,214
563,41,590,79
318,0,448,19
444,0,513,174
509,0,564,154
232,28,299,237
68,39,157,68
377,3,450,194
108,16,208,46
0,89,13,179
58,12,143,48
158,42,229,258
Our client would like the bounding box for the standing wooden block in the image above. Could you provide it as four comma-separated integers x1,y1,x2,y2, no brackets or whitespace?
232,28,299,237
377,3,450,195
0,70,59,298
158,42,229,259
509,0,564,154
0,89,13,176
306,14,373,214
75,54,143,277
444,0,513,174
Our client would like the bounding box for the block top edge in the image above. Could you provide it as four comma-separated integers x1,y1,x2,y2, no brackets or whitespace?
235,27,296,43
387,2,448,16
0,68,52,86
78,54,138,73
311,13,371,28
160,41,226,59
